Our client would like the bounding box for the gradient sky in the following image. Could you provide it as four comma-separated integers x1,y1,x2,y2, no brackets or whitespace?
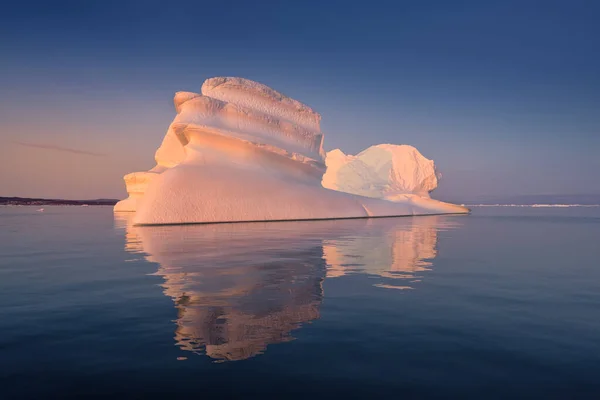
1,0,598,201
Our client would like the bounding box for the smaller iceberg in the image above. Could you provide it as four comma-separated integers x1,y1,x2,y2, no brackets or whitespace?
322,144,439,200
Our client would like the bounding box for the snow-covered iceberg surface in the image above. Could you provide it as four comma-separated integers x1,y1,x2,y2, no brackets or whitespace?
116,77,468,224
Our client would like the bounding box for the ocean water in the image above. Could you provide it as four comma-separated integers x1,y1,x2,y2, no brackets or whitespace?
1,206,600,398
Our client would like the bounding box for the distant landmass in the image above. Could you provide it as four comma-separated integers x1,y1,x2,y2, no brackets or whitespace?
0,197,118,206
444,194,600,206
3,194,600,207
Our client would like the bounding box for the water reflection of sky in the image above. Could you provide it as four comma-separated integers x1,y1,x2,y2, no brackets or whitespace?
115,215,463,361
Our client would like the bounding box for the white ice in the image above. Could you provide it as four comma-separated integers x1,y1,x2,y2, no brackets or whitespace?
322,144,439,200
114,77,468,224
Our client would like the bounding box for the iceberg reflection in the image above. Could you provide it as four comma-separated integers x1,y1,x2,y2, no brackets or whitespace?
116,215,462,361
324,216,461,289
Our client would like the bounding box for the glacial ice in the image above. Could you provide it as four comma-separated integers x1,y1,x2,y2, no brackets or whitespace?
113,123,187,212
201,77,322,132
322,144,439,199
113,171,158,212
115,77,468,224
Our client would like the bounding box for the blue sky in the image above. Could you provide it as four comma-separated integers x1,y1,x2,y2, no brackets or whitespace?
0,0,598,200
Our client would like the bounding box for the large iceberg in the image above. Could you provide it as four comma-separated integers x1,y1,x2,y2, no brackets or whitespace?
115,77,468,224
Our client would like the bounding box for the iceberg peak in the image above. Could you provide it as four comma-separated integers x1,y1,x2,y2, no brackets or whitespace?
201,77,321,132
174,91,201,113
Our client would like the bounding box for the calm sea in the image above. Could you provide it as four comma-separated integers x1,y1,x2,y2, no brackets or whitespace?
1,206,600,398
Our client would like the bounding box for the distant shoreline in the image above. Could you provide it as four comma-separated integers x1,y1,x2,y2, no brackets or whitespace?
0,197,118,206
463,204,600,208
3,196,599,208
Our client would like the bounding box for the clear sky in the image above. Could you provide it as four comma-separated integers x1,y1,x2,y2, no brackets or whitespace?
1,0,598,201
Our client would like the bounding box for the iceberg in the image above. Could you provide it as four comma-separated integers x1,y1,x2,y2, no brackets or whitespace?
115,77,468,224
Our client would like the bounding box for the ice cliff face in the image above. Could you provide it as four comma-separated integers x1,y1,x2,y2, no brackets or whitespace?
322,144,439,200
115,77,468,223
114,110,187,212
112,172,157,213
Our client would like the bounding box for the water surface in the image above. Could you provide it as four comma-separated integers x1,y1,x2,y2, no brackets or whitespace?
1,206,600,398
